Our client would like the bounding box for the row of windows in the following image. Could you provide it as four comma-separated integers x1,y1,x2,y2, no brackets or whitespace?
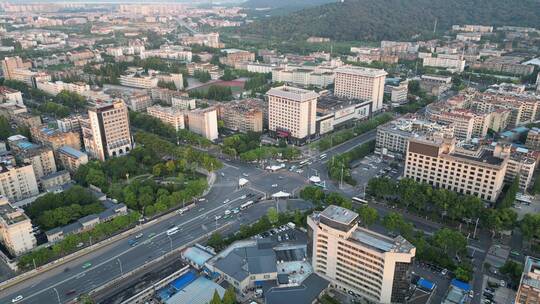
338,243,384,266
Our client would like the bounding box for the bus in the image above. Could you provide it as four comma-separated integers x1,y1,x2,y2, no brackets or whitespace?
166,227,179,236
240,200,255,210
352,197,368,205
299,159,309,167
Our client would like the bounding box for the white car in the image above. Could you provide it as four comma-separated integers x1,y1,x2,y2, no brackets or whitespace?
223,199,230,204
215,215,222,221
12,295,23,303
198,198,206,202
272,184,278,188
240,195,247,199
242,173,249,177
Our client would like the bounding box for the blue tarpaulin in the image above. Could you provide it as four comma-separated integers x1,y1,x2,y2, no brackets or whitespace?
171,271,197,291
451,279,471,292
417,278,435,291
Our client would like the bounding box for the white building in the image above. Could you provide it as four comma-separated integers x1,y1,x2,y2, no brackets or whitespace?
334,66,387,112
119,74,159,89
147,105,185,131
186,108,218,141
267,86,318,143
422,54,466,72
0,196,36,256
0,164,39,202
36,81,90,95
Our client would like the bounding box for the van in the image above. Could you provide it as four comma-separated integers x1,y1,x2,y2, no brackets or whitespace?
166,227,179,236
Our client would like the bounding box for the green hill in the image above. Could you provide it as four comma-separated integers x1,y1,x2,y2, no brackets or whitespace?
239,0,540,41
241,0,336,9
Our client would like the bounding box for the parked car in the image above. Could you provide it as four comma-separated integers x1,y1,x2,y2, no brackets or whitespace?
82,262,92,269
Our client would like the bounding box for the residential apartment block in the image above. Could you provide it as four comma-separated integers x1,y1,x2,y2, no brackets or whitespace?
422,54,465,72
57,146,88,173
0,196,36,256
83,100,132,161
404,136,507,202
308,205,416,304
267,86,318,143
334,66,387,112
216,99,264,133
30,126,81,151
0,163,39,202
19,146,57,181
186,108,218,141
147,105,185,131
36,80,90,95
272,67,334,88
526,127,540,150
516,256,540,304
119,73,158,89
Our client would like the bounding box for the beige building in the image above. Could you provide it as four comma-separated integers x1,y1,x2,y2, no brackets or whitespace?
147,105,185,131
119,74,159,89
30,126,81,151
422,54,465,72
19,146,57,181
41,170,71,191
267,86,318,143
431,111,474,141
516,256,540,304
308,205,416,304
36,81,90,96
419,75,452,98
57,146,88,173
526,128,540,150
0,164,39,202
405,136,507,202
0,196,36,256
217,99,264,133
1,56,31,80
83,100,132,161
334,66,387,112
186,108,218,141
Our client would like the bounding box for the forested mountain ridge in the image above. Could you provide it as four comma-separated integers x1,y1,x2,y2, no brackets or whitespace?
238,0,540,41
241,0,336,9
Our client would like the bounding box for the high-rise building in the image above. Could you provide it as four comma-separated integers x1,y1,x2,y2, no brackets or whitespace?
0,164,39,202
307,205,416,304
83,100,132,161
267,86,318,144
404,136,507,202
186,108,218,141
1,56,30,80
0,196,36,256
516,256,540,304
334,66,387,112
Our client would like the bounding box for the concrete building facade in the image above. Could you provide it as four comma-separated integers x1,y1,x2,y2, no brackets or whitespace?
334,66,387,112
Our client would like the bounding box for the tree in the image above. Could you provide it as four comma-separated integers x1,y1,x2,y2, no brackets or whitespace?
222,286,237,304
382,212,404,233
267,207,279,225
499,177,520,209
209,289,222,304
432,228,467,257
0,116,12,140
500,260,524,285
357,206,378,227
208,232,225,250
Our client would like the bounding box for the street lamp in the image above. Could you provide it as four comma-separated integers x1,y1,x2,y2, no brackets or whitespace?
53,287,61,304
117,258,123,276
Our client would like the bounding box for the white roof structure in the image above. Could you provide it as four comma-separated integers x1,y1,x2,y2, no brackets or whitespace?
272,191,290,198
239,178,249,187
309,176,321,183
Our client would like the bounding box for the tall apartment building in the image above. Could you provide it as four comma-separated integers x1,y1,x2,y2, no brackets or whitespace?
147,105,185,131
516,256,540,304
431,111,474,141
30,126,81,151
0,196,36,256
470,92,540,128
334,66,387,112
186,108,218,141
526,128,540,150
308,205,415,304
0,164,39,202
57,115,85,135
505,150,536,191
83,100,132,161
217,99,264,133
1,56,31,80
404,136,507,202
19,146,57,181
267,86,318,143
57,146,88,173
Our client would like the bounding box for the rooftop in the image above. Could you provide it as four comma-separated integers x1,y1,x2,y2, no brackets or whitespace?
522,256,540,290
58,146,86,158
319,205,358,226
267,86,319,102
335,65,388,77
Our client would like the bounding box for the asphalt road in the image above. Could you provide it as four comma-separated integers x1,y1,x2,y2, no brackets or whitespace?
0,161,311,304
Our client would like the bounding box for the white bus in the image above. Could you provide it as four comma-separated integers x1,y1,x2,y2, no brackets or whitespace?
240,200,255,210
352,197,368,205
166,227,179,236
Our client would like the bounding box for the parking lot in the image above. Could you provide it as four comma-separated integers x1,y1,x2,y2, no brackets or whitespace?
512,194,540,220
350,154,403,193
411,262,452,304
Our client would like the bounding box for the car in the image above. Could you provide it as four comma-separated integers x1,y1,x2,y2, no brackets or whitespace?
82,262,92,269
215,215,222,221
511,250,521,256
232,208,240,214
441,269,448,276
148,232,156,238
224,210,231,215
65,289,77,296
128,239,138,247
242,173,249,177
220,172,225,177
223,199,230,204
468,290,474,298
11,295,23,303
198,198,206,202
76,242,84,248
272,184,278,188
135,233,144,239
240,195,247,199
500,280,506,287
